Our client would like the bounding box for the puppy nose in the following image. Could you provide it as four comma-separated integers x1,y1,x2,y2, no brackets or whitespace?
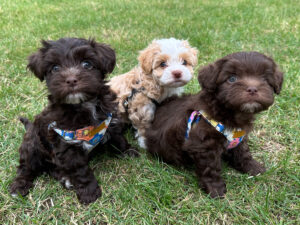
247,86,258,95
172,70,182,79
66,76,78,86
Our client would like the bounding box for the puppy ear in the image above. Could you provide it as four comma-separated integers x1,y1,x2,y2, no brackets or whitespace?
138,42,160,74
27,52,44,81
198,59,226,91
272,67,284,94
190,47,199,67
90,40,116,76
182,40,198,66
27,40,50,81
263,55,284,95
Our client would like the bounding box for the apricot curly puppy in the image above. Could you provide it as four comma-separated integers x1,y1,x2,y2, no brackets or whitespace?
108,38,198,148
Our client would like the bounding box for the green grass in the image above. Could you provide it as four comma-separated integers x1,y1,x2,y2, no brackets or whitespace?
0,0,299,224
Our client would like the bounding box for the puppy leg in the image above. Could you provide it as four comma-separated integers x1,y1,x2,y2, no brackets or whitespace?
71,166,101,204
136,128,147,149
107,117,139,157
56,149,101,204
109,132,139,157
10,139,44,197
190,148,226,198
130,103,155,149
223,140,266,176
10,165,38,197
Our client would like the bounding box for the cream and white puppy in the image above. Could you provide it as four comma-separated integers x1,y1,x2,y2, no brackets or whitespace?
108,38,198,148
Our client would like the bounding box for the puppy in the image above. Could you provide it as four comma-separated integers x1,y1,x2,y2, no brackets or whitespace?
10,38,138,204
108,38,198,148
145,52,283,198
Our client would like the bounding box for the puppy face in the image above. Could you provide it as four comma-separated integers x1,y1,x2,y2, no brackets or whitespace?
138,38,198,87
27,38,116,104
198,52,283,113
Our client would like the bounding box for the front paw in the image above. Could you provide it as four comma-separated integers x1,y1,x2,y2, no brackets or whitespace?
137,136,146,149
200,180,227,198
124,147,140,158
242,159,266,176
76,184,102,205
10,178,33,197
60,177,74,189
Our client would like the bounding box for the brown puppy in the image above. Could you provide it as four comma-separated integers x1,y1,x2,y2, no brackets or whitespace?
10,38,138,204
145,52,283,198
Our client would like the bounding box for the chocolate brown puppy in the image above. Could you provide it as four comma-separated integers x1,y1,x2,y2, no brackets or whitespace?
10,38,138,204
145,52,283,198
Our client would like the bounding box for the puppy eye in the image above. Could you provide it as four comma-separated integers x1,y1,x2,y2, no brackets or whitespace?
182,60,188,66
51,65,60,73
81,61,93,70
228,76,237,83
160,62,167,68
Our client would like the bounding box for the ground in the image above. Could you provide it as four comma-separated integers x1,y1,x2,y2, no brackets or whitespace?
0,0,299,224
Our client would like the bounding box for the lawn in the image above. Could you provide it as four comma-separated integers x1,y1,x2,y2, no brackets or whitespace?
0,0,299,224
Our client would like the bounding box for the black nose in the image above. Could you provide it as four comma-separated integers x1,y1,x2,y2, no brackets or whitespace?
247,86,258,95
66,76,78,86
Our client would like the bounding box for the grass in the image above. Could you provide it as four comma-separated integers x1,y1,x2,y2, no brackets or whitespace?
0,0,299,224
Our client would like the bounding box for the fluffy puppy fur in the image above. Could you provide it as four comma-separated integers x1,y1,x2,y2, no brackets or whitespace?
108,38,198,148
146,52,283,198
10,38,138,204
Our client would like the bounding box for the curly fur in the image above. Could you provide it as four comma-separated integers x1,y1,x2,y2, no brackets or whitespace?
145,51,283,198
10,38,138,204
108,38,198,147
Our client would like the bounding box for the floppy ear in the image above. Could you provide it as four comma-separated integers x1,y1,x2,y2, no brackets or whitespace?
190,47,199,67
90,40,116,77
27,52,44,81
27,40,50,82
182,40,198,67
198,59,226,91
263,55,284,95
272,67,284,94
138,42,160,74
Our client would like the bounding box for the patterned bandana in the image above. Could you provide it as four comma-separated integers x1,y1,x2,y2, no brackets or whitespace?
48,113,112,152
185,110,245,149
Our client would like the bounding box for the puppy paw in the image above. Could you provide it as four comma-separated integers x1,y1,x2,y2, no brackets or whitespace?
137,136,147,149
200,180,227,198
242,159,266,176
65,179,74,189
60,177,74,189
10,179,33,197
76,185,102,205
124,147,140,158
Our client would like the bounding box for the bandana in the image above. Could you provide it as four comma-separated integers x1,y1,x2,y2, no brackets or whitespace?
48,113,112,152
185,110,245,149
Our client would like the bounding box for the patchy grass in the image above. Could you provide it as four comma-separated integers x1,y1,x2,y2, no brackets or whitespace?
0,0,299,224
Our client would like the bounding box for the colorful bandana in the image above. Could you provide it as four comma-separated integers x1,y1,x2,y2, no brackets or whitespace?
185,110,245,149
48,113,112,152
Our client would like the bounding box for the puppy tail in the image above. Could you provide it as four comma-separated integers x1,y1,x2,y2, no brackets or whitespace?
19,117,32,131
